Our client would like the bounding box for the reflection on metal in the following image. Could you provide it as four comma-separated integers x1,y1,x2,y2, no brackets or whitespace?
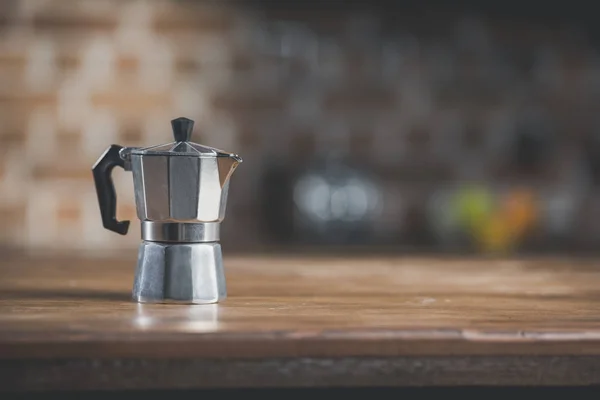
133,241,226,304
123,149,241,223
141,221,220,243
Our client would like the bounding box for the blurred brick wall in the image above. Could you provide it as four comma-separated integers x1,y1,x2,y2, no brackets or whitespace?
0,0,252,253
1,0,600,254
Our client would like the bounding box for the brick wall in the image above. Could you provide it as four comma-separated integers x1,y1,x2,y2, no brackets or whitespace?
1,0,600,254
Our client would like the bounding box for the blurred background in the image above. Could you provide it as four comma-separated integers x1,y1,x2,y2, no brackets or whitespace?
2,0,600,256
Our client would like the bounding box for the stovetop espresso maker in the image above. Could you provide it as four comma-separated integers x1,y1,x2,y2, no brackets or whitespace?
92,117,242,304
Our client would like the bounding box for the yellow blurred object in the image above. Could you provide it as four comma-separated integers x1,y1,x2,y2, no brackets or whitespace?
453,185,539,255
477,211,515,254
454,185,494,237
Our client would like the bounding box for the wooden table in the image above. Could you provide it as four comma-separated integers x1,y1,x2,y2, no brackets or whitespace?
1,253,600,391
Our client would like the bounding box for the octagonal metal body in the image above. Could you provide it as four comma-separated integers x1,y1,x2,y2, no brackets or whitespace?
133,241,226,304
130,154,239,223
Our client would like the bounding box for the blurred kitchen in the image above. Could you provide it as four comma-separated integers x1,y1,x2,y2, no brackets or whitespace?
1,0,600,257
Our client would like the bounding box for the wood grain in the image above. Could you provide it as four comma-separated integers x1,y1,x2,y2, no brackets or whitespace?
1,253,600,389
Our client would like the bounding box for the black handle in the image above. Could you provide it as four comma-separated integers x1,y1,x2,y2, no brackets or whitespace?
92,145,130,235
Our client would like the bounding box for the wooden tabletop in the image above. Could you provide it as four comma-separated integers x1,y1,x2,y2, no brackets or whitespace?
2,252,600,390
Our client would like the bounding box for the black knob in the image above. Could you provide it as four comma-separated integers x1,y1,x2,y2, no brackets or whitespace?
171,117,194,142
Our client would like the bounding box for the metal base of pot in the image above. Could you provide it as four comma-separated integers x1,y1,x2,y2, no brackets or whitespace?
132,241,226,304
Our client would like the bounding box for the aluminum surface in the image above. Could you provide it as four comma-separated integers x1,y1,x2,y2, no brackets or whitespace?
141,221,220,243
126,154,240,222
133,241,226,304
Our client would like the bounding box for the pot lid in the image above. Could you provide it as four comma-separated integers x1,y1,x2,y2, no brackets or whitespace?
130,117,242,161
